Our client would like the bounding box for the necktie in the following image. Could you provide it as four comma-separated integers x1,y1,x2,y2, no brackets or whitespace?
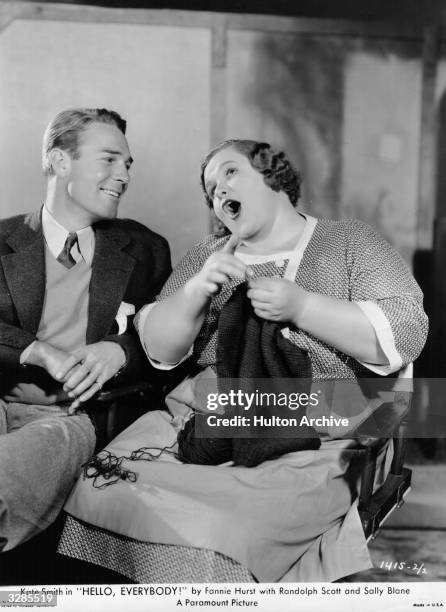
57,232,78,269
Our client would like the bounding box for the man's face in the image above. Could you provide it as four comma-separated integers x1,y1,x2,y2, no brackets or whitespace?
62,122,133,226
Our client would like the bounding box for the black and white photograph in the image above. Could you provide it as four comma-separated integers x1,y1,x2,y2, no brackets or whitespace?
0,1,445,610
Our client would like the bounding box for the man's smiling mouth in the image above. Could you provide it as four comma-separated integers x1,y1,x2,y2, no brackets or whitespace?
100,188,121,199
222,199,241,219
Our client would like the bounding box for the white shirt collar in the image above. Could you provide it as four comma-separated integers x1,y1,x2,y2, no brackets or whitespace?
41,206,95,266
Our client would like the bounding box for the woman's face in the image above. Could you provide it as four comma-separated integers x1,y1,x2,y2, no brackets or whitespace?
203,147,278,240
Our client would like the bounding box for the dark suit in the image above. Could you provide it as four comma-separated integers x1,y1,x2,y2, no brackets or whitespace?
0,209,171,550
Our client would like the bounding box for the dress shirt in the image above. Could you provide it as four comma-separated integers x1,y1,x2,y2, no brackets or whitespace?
41,205,95,266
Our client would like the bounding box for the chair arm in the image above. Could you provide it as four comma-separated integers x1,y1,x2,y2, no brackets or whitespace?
96,381,155,403
354,398,411,526
89,381,165,449
352,399,410,447
346,375,413,538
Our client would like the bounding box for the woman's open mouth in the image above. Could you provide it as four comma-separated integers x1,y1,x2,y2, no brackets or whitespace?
222,199,241,220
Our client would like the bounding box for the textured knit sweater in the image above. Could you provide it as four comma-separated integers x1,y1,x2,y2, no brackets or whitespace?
156,217,428,380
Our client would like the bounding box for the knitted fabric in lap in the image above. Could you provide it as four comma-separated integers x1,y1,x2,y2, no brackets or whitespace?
177,284,320,467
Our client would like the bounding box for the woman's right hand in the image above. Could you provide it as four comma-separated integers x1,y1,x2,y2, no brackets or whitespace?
185,234,247,299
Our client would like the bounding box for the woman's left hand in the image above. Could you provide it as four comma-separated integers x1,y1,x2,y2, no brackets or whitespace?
247,277,309,325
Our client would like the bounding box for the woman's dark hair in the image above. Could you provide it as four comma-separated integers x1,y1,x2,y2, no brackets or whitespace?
200,139,302,208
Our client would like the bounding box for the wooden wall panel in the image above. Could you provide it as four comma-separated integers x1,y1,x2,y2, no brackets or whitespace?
0,2,438,263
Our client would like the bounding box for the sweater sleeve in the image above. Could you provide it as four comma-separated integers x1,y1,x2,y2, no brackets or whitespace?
347,219,428,370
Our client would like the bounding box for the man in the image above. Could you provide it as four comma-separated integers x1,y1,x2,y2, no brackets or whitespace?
0,108,171,551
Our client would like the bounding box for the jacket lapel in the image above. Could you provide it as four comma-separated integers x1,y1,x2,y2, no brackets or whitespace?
2,211,45,334
87,224,136,343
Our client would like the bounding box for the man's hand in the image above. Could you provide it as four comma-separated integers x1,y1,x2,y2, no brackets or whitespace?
185,234,246,300
247,277,310,325
25,341,72,379
55,341,126,413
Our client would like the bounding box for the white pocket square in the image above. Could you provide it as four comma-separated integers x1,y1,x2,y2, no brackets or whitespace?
115,301,135,335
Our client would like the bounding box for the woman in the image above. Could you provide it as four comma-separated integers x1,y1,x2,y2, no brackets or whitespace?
61,139,428,582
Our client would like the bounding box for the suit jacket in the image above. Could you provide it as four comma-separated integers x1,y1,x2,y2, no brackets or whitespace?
0,209,172,396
